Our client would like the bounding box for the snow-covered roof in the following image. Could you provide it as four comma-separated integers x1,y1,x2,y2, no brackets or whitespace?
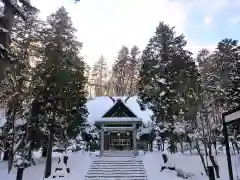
85,96,153,124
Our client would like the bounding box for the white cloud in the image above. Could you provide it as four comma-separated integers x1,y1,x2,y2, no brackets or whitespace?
31,0,222,66
203,16,213,25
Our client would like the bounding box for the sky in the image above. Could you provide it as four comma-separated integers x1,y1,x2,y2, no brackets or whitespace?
31,0,240,67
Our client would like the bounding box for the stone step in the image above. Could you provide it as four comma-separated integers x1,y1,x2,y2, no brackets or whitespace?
103,156,134,157
90,164,144,166
85,156,148,180
87,172,146,175
89,169,145,173
92,161,143,164
91,164,143,167
93,160,140,162
91,162,143,164
103,153,133,154
92,162,143,164
88,166,145,169
92,162,143,165
103,153,134,157
91,163,143,165
85,177,148,180
103,155,134,156
85,175,148,178
103,154,133,155
89,167,144,171
90,166,144,169
103,152,133,153
99,157,136,159
92,158,142,163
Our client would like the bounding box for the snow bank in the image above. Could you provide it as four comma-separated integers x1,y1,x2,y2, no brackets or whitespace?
142,151,240,180
0,151,92,180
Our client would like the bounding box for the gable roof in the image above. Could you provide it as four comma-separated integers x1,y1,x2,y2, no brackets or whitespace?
85,96,153,124
102,99,138,118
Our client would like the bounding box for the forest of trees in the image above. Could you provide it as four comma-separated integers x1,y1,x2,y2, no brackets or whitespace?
87,45,141,97
0,1,87,180
137,22,240,177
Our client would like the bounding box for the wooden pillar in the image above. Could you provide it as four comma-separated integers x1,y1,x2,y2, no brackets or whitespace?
132,124,137,156
100,125,104,156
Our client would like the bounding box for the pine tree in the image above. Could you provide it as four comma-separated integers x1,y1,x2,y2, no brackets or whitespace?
30,7,88,178
138,22,199,124
215,39,240,107
197,39,240,109
129,45,141,95
112,46,130,95
92,55,108,96
11,9,46,180
84,64,94,97
0,6,44,178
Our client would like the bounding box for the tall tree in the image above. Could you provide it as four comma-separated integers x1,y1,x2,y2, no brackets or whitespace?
138,22,199,125
31,7,88,178
92,55,108,96
216,39,240,107
128,45,141,95
0,6,44,178
197,39,240,109
112,46,130,96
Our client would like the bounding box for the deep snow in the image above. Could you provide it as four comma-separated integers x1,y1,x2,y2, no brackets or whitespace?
0,150,239,180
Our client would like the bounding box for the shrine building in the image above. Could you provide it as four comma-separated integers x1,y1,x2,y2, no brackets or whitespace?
85,96,153,156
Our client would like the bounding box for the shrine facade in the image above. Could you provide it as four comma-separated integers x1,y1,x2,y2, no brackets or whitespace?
94,98,143,156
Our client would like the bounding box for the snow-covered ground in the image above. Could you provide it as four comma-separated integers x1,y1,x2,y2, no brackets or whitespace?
0,151,93,180
0,150,239,180
141,151,240,180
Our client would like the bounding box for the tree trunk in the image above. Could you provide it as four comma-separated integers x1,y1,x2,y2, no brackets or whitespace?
44,131,53,178
3,149,9,160
231,140,236,155
42,146,47,157
189,140,192,154
208,144,220,178
180,137,183,154
149,141,153,152
233,141,239,154
8,104,16,173
0,1,14,81
235,142,240,154
44,113,55,179
16,168,24,180
162,140,165,152
196,140,208,175
213,141,217,155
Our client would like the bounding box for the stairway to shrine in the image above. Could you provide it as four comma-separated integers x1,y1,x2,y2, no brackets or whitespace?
85,156,148,180
103,150,134,157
